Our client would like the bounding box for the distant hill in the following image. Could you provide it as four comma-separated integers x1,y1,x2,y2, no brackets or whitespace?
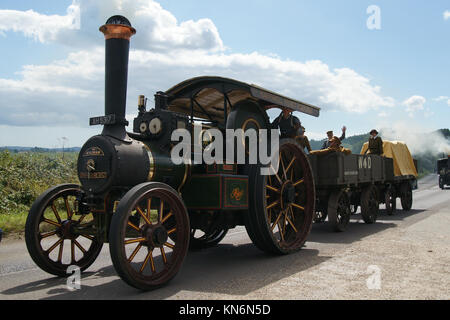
0,146,81,153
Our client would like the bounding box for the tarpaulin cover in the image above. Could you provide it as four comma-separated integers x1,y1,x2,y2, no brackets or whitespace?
361,141,418,177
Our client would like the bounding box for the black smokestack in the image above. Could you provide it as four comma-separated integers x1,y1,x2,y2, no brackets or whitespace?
99,15,136,141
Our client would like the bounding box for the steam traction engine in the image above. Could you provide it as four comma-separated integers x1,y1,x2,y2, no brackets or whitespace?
25,16,319,290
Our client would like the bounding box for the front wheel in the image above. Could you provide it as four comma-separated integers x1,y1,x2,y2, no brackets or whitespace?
109,182,190,291
25,184,103,277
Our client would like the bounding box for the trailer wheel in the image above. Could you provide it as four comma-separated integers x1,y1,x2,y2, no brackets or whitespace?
109,182,190,291
327,190,351,232
439,176,444,190
25,184,103,277
400,182,413,211
385,186,397,216
360,185,379,224
245,139,315,255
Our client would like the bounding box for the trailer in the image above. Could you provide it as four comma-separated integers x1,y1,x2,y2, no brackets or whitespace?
309,141,417,232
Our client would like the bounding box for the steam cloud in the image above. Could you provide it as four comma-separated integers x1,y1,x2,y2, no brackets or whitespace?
381,122,450,156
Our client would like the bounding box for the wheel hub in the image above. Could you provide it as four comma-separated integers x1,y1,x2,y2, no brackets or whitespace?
144,225,168,247
281,181,295,208
59,220,76,239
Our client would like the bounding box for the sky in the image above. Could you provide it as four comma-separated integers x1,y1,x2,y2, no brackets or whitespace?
0,0,449,150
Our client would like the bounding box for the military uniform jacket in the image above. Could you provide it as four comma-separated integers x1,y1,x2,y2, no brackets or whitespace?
367,136,383,155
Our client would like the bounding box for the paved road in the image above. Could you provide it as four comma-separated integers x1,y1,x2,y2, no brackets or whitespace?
0,174,449,299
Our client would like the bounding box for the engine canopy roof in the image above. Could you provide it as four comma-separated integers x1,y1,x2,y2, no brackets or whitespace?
165,76,320,122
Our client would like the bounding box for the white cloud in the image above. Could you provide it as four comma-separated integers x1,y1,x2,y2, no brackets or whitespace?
0,3,80,43
444,10,450,20
434,96,448,101
402,95,426,117
0,0,395,129
0,0,224,52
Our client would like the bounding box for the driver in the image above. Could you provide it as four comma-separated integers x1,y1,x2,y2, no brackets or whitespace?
272,108,301,139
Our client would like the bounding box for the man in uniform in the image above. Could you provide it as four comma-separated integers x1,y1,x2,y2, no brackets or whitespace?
311,126,351,155
272,108,301,139
321,126,346,149
364,129,383,155
296,126,312,153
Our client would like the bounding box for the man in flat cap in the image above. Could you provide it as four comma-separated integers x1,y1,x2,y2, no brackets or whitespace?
311,126,351,155
364,129,383,155
321,126,346,149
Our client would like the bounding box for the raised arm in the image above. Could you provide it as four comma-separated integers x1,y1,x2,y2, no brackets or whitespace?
339,126,347,141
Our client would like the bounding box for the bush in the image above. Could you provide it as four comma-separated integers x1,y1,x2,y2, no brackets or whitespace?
0,150,79,215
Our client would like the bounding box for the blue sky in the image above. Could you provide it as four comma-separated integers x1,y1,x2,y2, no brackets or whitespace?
0,0,449,150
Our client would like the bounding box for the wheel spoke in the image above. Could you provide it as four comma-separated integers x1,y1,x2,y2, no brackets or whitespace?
128,243,142,263
78,214,87,223
292,203,305,211
40,230,58,239
266,185,280,193
51,203,62,223
281,214,287,240
289,205,296,222
140,250,152,273
64,197,73,219
164,242,175,249
285,157,296,176
147,198,152,220
167,228,176,235
73,239,86,254
293,178,304,187
46,238,63,255
271,210,284,231
159,201,164,223
267,200,280,210
80,234,94,241
160,247,167,264
280,152,287,180
270,164,283,185
57,242,64,263
136,205,151,225
42,218,61,228
161,211,173,224
127,221,141,232
124,237,146,245
285,212,298,233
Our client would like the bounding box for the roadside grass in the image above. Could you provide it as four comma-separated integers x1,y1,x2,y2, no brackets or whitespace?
0,150,79,238
0,209,28,236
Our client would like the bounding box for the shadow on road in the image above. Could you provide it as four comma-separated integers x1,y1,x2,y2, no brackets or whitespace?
309,208,426,244
2,243,330,299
